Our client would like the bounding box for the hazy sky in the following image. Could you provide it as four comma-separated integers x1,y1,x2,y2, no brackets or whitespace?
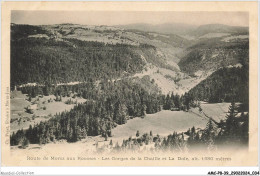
11,11,249,27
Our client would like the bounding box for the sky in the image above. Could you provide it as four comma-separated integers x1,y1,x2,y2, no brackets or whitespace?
11,11,249,27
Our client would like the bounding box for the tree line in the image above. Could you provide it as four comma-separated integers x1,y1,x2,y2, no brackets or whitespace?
10,77,199,146
11,77,249,150
11,79,163,146
107,101,248,153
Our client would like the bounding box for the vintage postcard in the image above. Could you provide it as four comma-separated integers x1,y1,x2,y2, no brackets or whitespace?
1,1,258,167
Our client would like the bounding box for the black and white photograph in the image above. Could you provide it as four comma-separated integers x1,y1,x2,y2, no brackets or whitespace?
1,1,258,171
9,10,250,154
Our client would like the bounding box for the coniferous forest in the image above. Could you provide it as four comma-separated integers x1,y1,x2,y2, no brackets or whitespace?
10,23,249,152
11,74,249,150
11,37,145,88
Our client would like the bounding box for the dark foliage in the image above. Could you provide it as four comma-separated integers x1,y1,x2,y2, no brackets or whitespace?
11,32,145,88
114,102,248,152
162,92,195,111
186,102,249,149
188,67,248,103
178,38,249,74
11,79,162,145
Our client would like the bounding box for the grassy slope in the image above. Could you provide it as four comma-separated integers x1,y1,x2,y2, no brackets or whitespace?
10,102,229,155
112,110,208,139
10,91,86,132
189,102,230,123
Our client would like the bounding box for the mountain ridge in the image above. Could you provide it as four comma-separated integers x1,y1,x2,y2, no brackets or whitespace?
117,23,248,37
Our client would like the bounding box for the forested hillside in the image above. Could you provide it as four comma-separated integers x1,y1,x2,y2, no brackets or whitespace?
11,37,146,88
178,38,249,74
11,78,163,145
11,24,186,89
188,66,248,104
10,23,250,151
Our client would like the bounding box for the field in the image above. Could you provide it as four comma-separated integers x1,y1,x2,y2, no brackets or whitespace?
112,102,230,140
10,91,86,132
200,102,230,122
10,102,229,155
112,110,208,139
188,102,230,123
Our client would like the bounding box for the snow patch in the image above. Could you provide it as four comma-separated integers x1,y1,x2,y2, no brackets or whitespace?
18,83,39,88
211,53,218,58
140,55,147,63
57,81,82,86
227,63,243,68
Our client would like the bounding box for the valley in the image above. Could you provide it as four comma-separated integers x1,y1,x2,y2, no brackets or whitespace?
11,23,248,96
10,22,249,153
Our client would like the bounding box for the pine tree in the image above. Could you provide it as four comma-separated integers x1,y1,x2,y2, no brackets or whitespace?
202,119,217,150
240,113,249,145
224,101,239,143
174,94,181,110
109,139,113,146
150,130,153,136
80,127,87,139
114,101,127,125
21,138,29,149
104,133,108,141
140,103,146,117
136,130,140,137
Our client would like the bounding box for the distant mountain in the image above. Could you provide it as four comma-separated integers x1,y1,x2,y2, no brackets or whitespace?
117,23,197,35
118,23,249,38
190,24,248,37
